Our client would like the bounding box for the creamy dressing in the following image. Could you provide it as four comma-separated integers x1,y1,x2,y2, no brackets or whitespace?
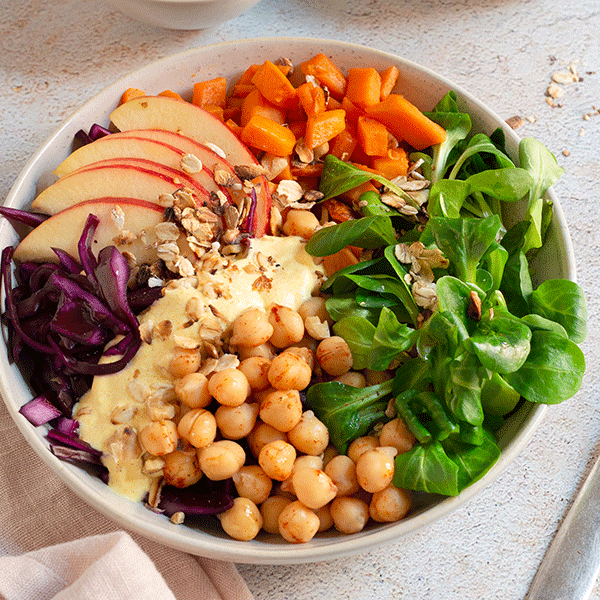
75,235,324,502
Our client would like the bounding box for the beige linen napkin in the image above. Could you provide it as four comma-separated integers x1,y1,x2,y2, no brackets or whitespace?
0,400,254,600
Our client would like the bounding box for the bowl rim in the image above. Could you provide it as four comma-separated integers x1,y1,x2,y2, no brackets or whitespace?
0,36,574,564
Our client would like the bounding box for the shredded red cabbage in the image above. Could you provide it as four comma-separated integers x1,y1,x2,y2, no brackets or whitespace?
0,206,48,228
158,478,235,517
74,123,111,147
88,123,111,140
18,393,62,426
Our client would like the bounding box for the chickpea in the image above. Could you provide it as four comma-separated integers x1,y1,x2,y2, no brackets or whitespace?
208,368,251,407
139,419,178,456
278,500,320,543
292,468,338,509
177,408,217,449
324,454,360,496
282,209,320,240
198,440,245,480
287,410,329,455
268,305,305,348
347,435,379,463
237,342,275,361
215,402,259,440
258,439,296,481
298,296,332,325
168,347,201,378
334,371,367,388
239,356,271,391
260,496,292,534
259,389,303,433
267,352,312,391
316,336,353,376
322,444,340,467
378,418,416,454
330,497,370,534
314,503,334,532
174,372,212,409
283,346,315,370
162,450,202,488
364,369,393,385
232,465,273,505
280,454,324,494
230,308,273,347
247,421,287,458
219,497,263,541
355,447,397,493
369,485,412,523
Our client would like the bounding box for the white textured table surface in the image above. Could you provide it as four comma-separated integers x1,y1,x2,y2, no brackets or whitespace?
1,0,599,598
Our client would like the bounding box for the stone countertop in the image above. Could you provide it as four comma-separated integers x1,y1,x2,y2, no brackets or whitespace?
1,0,599,598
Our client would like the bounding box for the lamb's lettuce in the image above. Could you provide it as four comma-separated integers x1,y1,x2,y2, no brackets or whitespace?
305,90,587,497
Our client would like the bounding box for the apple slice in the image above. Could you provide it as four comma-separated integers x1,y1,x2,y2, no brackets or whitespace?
14,198,167,264
241,176,272,237
54,130,242,185
109,96,259,167
71,157,221,197
31,162,209,216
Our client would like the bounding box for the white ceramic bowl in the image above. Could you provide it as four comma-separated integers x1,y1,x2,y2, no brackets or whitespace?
104,0,263,30
0,37,576,564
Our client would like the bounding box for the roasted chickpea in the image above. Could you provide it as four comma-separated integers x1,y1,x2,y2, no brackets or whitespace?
355,447,397,493
279,454,324,494
239,356,271,391
283,346,315,370
208,368,251,407
232,465,273,505
268,305,305,348
168,347,201,378
314,503,334,532
378,418,416,454
177,408,217,449
316,336,353,376
267,352,312,391
292,468,338,509
347,435,379,463
174,372,212,409
298,296,332,325
369,485,412,523
330,497,370,534
324,454,360,496
258,439,296,481
287,410,329,455
259,389,303,433
230,308,274,347
215,402,259,440
334,371,367,388
139,419,178,456
278,500,320,543
162,449,202,488
237,342,276,361
198,440,245,480
219,497,263,541
247,421,288,458
260,496,292,534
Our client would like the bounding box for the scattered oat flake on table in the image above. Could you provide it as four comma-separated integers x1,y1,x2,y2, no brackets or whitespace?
506,115,524,129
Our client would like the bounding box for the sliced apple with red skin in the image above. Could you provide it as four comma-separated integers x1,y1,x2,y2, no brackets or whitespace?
70,157,221,198
54,130,242,186
109,96,258,167
31,162,209,216
241,176,272,237
14,198,167,264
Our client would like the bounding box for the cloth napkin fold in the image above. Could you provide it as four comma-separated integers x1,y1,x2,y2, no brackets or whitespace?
0,402,254,600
